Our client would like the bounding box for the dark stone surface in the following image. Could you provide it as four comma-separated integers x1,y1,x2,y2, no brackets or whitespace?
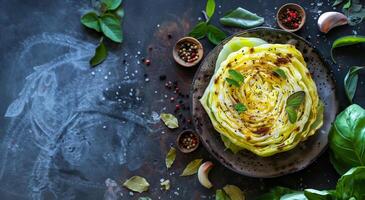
0,0,364,199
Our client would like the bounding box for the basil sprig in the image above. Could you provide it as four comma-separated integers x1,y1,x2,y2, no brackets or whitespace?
81,0,124,67
344,66,364,103
332,0,365,26
225,69,245,87
189,0,227,45
235,103,247,114
285,91,305,123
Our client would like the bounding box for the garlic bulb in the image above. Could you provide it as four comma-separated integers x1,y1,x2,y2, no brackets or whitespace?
318,12,348,33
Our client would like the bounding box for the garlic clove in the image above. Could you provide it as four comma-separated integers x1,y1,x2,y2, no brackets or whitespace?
318,12,348,33
197,161,214,189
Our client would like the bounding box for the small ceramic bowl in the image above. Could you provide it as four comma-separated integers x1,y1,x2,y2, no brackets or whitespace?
173,37,204,67
176,129,200,153
276,3,306,32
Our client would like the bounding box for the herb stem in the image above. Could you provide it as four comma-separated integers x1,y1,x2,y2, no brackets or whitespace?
202,10,209,22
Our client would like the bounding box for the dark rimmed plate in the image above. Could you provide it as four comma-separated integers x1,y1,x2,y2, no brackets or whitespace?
190,27,338,178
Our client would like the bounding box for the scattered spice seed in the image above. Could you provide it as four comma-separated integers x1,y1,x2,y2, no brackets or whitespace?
144,59,151,65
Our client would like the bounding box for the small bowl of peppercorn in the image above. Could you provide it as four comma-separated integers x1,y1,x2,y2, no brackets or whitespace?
176,129,200,153
277,3,306,32
173,37,204,67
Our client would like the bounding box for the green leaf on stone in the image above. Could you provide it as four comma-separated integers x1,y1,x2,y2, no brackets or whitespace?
207,24,227,45
206,0,216,19
344,66,364,103
99,13,123,43
101,0,122,10
220,7,264,28
189,22,208,39
160,113,179,129
90,40,108,67
180,159,203,176
122,176,150,193
165,147,176,169
81,12,101,32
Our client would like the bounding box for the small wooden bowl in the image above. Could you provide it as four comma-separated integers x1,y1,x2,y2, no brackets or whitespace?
176,129,200,153
173,37,203,67
276,3,306,32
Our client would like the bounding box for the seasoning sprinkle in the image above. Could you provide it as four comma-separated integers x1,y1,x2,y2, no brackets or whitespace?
279,8,302,29
177,42,200,63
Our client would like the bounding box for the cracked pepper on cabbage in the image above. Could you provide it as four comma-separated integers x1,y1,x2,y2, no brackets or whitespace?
200,37,323,157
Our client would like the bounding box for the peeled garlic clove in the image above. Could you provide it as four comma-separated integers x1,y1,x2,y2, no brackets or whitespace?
318,12,348,33
197,161,214,189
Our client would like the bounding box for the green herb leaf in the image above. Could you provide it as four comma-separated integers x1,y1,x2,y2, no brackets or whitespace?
188,22,208,39
215,189,230,200
225,78,240,87
285,91,305,123
160,179,170,190
101,0,122,10
220,134,241,154
205,0,216,19
160,113,179,129
256,186,297,200
228,69,245,83
99,13,123,43
273,68,287,79
343,0,351,9
138,197,152,200
304,189,334,200
81,12,101,32
286,106,297,124
286,91,305,108
332,0,345,6
344,66,364,102
220,7,264,28
331,35,365,63
280,192,307,200
115,7,125,18
122,176,150,193
336,167,365,199
90,40,108,67
329,104,365,175
235,103,247,114
165,147,176,169
223,185,245,200
180,159,203,176
207,25,227,45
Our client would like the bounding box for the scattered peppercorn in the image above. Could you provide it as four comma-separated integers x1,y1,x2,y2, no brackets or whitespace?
177,42,199,63
144,59,151,65
279,8,302,29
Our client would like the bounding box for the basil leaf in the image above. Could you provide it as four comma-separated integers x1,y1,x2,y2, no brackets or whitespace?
215,189,230,200
273,68,287,79
225,78,240,87
220,7,264,28
235,103,247,114
343,0,351,9
223,185,245,200
81,12,101,32
228,69,245,83
331,35,365,63
160,179,170,190
122,176,150,193
329,104,365,175
189,22,208,39
286,91,305,108
207,25,227,45
220,134,241,154
333,0,345,6
99,13,123,43
90,40,108,67
206,0,216,19
116,7,125,18
102,0,122,10
180,159,203,176
165,147,176,169
286,106,298,124
304,189,334,200
280,192,307,200
336,167,365,199
344,66,364,102
160,113,179,129
256,187,297,200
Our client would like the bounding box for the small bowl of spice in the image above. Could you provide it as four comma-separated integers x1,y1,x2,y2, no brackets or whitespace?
277,3,306,32
176,129,200,153
173,37,203,67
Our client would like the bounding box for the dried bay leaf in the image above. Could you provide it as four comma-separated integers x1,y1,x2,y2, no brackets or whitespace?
180,159,203,176
160,113,179,129
165,147,176,169
122,176,150,193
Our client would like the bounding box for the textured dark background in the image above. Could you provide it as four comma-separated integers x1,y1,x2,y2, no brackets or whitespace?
0,0,364,199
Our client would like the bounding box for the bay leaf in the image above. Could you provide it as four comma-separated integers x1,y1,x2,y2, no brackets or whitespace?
160,113,179,129
165,147,176,169
180,159,203,176
122,176,150,193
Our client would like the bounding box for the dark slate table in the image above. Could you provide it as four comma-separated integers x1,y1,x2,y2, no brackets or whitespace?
0,0,364,199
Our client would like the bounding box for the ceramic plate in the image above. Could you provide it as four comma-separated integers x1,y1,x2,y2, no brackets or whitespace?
190,27,338,178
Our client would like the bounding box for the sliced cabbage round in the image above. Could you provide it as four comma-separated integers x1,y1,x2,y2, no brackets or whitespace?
200,40,323,157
